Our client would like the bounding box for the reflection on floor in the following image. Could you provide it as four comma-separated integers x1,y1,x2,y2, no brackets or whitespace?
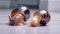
0,9,60,34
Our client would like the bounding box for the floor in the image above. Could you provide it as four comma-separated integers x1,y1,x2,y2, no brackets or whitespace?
0,9,60,34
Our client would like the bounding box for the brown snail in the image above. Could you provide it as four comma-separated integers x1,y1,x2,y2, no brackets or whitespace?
30,10,51,27
8,8,26,26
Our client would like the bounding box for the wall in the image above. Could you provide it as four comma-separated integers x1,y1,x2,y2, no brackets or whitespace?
0,0,10,9
48,0,60,12
39,0,48,10
10,0,18,9
18,0,38,5
10,0,39,9
0,0,48,9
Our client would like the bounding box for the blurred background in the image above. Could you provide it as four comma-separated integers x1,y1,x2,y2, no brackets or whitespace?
0,0,60,12
0,0,48,10
0,0,60,34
